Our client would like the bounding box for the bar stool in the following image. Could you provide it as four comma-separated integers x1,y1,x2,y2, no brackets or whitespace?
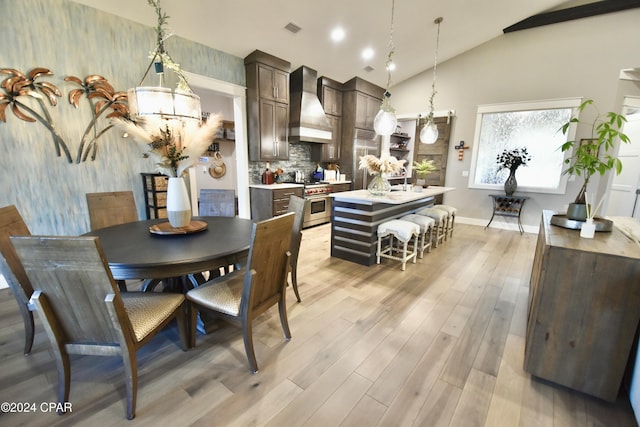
416,207,447,247
434,204,457,240
400,214,434,258
376,219,420,271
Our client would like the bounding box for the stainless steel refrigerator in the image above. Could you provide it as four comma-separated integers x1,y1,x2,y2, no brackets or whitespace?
352,129,381,190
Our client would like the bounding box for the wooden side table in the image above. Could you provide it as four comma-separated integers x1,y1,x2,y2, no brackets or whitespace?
486,194,529,234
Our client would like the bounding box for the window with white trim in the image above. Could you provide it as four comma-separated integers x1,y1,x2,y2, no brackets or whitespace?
468,98,581,194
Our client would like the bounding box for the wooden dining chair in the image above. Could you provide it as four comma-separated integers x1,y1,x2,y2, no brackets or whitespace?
86,191,139,291
10,235,190,420
186,212,295,373
198,189,238,280
198,189,236,217
0,205,35,355
86,191,138,231
287,195,307,302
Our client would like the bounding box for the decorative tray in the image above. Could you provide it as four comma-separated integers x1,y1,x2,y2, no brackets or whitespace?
550,214,613,232
149,220,208,235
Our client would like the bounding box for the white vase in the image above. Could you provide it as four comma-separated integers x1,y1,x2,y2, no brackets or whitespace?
166,177,191,228
580,218,596,238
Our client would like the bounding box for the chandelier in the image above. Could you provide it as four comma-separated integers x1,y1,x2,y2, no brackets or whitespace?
127,0,201,123
373,0,398,137
420,17,443,144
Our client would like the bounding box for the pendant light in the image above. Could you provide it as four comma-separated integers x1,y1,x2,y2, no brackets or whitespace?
127,0,201,123
373,0,398,137
420,17,443,144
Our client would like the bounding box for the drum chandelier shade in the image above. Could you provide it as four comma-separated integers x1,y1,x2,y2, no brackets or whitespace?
420,17,443,144
128,0,202,123
127,87,201,122
373,0,398,137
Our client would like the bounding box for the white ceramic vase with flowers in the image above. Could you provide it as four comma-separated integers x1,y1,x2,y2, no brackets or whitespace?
115,115,222,227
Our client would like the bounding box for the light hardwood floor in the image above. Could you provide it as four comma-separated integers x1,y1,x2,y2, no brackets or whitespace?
0,223,637,426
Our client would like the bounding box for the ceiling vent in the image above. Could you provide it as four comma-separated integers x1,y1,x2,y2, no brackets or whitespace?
284,22,302,34
363,65,375,72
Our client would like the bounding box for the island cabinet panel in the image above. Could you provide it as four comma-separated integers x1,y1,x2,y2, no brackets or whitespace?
330,190,448,266
524,210,640,401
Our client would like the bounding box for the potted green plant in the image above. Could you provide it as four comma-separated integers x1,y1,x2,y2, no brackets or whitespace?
560,99,630,220
413,159,436,187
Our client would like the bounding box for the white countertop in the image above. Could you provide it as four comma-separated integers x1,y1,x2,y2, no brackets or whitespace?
331,186,455,205
249,183,304,189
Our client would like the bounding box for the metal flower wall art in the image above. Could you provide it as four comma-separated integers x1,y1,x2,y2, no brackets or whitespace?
0,67,72,162
65,75,129,162
0,67,129,163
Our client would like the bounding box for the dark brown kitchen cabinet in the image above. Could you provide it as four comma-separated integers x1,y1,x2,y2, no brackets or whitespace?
354,92,382,130
245,50,291,161
317,77,344,163
321,115,342,162
258,64,288,103
249,185,303,221
340,77,384,184
319,85,342,116
259,100,289,159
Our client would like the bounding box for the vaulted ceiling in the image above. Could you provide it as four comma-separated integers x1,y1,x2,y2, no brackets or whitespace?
71,0,639,87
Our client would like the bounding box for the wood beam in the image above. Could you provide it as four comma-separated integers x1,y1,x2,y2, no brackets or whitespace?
503,0,640,33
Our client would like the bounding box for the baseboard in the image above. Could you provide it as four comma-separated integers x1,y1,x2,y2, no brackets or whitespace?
457,216,538,234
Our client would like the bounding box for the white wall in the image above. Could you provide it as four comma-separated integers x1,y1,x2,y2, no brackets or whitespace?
391,9,640,230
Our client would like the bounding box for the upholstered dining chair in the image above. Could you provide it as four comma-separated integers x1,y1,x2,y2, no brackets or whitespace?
286,195,307,302
0,205,35,355
86,191,139,291
186,212,295,373
199,189,236,217
197,189,238,280
10,235,189,420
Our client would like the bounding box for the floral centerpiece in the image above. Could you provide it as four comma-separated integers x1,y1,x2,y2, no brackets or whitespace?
115,115,221,227
496,147,531,171
359,154,405,195
359,154,405,175
496,147,531,196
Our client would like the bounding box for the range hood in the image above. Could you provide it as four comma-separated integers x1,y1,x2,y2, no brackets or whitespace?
289,66,332,143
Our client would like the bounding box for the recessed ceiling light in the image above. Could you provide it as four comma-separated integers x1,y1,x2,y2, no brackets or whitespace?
331,27,345,42
362,47,374,60
387,62,396,71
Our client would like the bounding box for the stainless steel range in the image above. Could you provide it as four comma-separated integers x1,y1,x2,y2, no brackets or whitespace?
303,182,331,228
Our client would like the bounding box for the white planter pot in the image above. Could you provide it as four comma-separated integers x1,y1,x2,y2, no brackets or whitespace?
166,177,191,228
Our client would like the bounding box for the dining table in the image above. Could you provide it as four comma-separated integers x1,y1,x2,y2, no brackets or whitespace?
85,216,254,293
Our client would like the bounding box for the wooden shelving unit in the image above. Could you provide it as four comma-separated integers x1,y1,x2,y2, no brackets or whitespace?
141,173,168,219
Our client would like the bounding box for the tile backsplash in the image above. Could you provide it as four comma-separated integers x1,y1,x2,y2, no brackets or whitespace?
249,142,323,184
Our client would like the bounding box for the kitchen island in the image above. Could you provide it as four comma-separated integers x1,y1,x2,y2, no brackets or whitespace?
330,186,454,265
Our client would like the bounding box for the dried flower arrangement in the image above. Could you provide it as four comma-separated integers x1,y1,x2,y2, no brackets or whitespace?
114,115,222,177
359,154,405,175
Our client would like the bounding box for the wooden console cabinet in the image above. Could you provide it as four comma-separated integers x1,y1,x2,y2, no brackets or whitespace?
524,210,640,401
